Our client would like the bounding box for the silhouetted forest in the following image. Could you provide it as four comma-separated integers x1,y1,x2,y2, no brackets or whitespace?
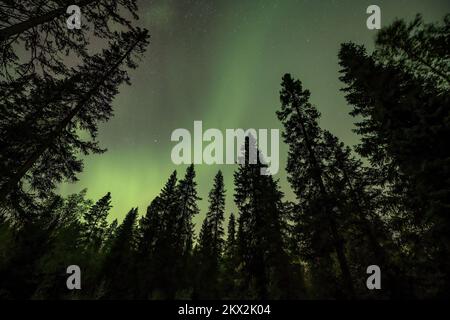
0,2,449,299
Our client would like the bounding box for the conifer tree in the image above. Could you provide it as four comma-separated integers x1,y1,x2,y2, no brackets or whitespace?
194,216,214,299
194,171,225,299
0,29,150,210
135,198,164,299
83,192,112,251
234,136,293,299
321,130,406,297
207,171,226,261
277,74,355,298
0,6,149,218
222,213,239,299
100,207,138,299
174,165,200,297
339,33,450,296
176,165,201,257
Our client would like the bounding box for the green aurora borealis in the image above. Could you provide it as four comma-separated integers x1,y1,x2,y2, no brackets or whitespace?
58,0,450,231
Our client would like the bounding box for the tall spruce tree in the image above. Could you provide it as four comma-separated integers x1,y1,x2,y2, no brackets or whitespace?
222,213,239,299
195,171,226,299
194,216,214,299
234,136,293,299
176,165,201,256
207,171,226,262
135,197,164,299
175,165,200,297
277,74,355,298
149,171,181,299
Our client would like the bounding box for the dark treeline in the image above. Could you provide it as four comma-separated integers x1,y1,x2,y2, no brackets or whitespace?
0,2,449,299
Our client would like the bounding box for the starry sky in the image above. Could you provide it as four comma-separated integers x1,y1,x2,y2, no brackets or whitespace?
58,0,450,231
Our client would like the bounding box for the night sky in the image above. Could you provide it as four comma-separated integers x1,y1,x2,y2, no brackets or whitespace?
58,0,450,231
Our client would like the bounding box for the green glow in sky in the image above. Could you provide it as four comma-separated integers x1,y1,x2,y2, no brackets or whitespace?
58,0,450,232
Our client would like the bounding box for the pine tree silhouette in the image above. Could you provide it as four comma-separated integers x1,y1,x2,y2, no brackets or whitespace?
277,74,355,298
234,136,294,299
194,171,226,299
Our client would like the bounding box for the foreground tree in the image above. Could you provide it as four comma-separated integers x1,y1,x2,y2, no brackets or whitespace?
339,27,450,296
0,29,150,213
277,74,355,298
234,136,295,299
0,0,150,222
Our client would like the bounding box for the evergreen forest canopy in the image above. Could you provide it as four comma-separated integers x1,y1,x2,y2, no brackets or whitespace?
0,1,449,299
